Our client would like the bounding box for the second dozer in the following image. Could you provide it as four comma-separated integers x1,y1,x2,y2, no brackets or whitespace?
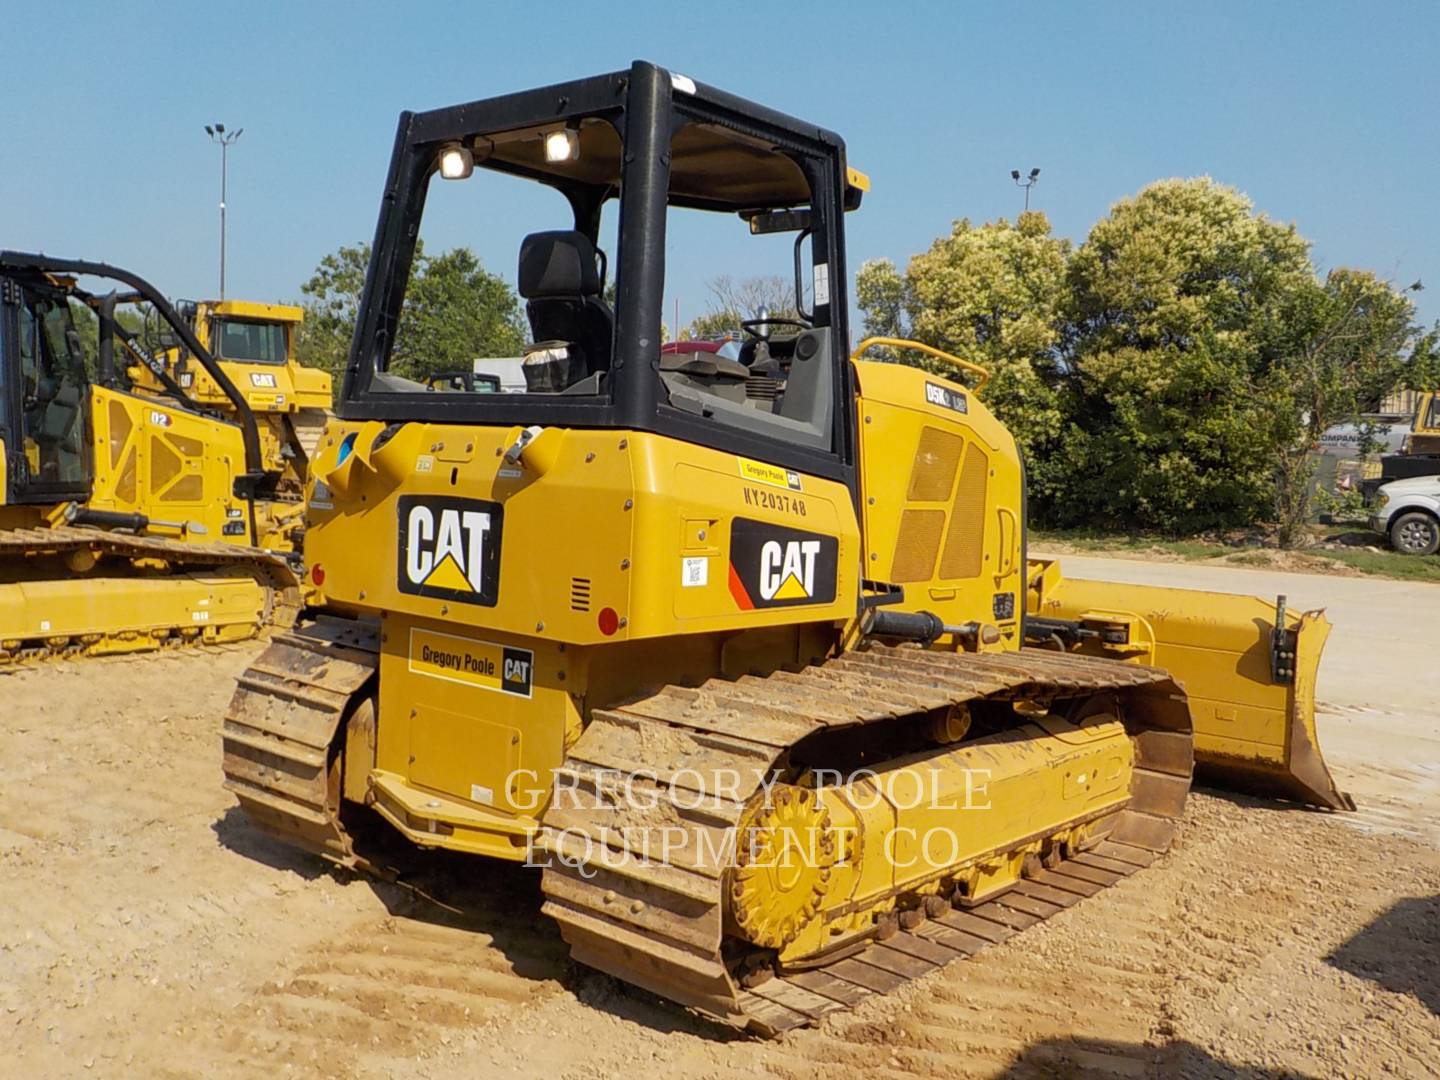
223,62,1344,1033
0,255,303,664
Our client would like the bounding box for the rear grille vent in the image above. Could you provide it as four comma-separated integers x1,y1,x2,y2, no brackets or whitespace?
570,578,592,612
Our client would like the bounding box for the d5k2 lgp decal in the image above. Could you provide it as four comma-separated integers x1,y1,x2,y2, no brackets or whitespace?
728,517,839,610
397,495,503,606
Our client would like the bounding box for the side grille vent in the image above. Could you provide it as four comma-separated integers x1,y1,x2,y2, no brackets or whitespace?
570,578,592,612
891,508,945,582
907,426,964,502
939,444,990,580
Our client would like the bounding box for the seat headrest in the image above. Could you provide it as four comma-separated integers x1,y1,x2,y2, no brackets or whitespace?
518,231,601,300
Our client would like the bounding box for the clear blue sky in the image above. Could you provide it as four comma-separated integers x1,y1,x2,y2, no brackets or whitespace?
3,1,1437,327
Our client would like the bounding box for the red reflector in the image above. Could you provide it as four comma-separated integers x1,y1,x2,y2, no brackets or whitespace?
311,564,326,586
597,607,619,636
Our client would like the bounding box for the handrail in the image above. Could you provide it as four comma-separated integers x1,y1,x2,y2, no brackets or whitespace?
850,336,991,393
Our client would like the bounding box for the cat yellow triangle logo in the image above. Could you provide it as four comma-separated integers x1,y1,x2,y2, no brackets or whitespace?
771,572,811,600
422,553,474,593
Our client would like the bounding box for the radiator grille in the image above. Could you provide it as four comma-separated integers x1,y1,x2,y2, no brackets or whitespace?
906,426,964,502
939,444,989,580
890,508,946,582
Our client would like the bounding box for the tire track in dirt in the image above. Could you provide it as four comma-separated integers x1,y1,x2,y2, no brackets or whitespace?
7,647,1440,1079
158,852,576,1078
513,793,1440,1080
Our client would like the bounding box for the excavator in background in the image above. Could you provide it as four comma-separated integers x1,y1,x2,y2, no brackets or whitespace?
127,298,332,497
0,252,301,663
222,63,1350,1035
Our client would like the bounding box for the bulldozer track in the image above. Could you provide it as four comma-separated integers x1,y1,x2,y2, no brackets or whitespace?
222,616,380,867
223,626,1191,1036
537,645,1191,1035
0,526,301,667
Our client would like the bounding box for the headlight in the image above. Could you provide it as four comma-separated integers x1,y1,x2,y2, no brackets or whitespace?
1377,493,1390,509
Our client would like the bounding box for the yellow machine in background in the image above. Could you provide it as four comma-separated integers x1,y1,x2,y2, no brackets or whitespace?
0,253,300,663
223,64,1347,1036
1403,391,1440,456
128,298,331,496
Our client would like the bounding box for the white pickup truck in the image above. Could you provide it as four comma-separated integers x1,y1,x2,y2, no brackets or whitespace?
1370,475,1440,555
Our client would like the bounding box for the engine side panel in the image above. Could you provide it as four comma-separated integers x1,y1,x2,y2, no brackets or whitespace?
853,360,1026,645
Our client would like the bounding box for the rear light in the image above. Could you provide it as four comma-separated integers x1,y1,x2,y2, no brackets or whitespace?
311,564,326,587
597,607,619,636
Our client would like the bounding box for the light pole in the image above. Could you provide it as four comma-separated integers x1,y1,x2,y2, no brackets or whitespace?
1011,167,1041,212
205,123,243,298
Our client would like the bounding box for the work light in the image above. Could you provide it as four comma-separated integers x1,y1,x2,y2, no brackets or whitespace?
438,144,474,180
544,128,579,163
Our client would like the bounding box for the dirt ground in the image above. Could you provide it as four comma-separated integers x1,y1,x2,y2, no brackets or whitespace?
3,558,1439,1079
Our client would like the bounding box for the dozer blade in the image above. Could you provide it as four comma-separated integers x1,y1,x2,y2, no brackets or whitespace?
1026,558,1353,811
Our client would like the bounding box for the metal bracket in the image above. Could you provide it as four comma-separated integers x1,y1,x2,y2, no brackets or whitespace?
1270,595,1297,684
859,580,905,611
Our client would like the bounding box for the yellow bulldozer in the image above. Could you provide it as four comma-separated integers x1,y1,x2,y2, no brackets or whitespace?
0,252,301,663
127,297,332,497
222,63,1350,1034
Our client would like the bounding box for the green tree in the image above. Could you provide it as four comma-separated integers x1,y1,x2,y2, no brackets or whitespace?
1056,178,1314,532
854,213,1071,468
293,242,525,382
854,258,907,340
1259,271,1427,545
293,243,372,377
394,247,525,381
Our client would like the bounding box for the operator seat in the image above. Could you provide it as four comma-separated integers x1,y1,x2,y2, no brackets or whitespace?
517,231,613,376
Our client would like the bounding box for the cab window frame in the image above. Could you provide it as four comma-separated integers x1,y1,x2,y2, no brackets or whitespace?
211,316,289,365
336,63,857,490
650,96,853,482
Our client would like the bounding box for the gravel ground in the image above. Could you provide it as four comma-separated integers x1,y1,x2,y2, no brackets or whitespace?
2,557,1437,1078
